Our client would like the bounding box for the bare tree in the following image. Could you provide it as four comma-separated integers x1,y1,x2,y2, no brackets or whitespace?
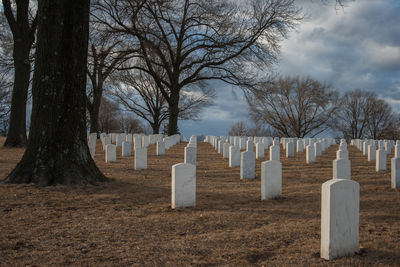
86,8,134,134
110,68,214,134
335,89,374,139
94,0,301,135
247,76,339,138
228,121,249,136
5,0,106,185
2,0,37,147
98,97,121,133
0,73,11,136
366,97,395,139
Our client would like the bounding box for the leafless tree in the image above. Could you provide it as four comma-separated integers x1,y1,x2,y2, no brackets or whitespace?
335,89,374,139
336,89,397,140
110,67,214,134
366,97,395,139
2,0,37,147
246,76,339,138
93,0,301,135
86,5,135,134
228,121,249,137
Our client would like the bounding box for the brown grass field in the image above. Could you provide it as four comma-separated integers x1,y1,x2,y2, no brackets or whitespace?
0,137,399,266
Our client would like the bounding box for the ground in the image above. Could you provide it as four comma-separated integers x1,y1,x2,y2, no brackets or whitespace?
0,137,399,266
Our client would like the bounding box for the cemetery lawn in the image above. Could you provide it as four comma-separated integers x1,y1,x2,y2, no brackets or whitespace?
0,137,399,266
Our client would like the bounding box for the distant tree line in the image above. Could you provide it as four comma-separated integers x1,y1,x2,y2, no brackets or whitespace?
229,76,400,140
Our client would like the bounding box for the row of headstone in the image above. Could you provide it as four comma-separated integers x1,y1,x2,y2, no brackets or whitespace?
205,135,282,199
321,139,359,260
351,139,400,188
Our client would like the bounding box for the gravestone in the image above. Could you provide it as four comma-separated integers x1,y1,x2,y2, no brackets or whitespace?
122,141,131,157
240,150,255,179
376,148,386,171
297,139,304,152
171,163,196,208
184,146,197,166
261,160,282,200
269,145,280,161
368,145,376,161
286,141,295,158
105,144,116,163
391,157,400,189
256,142,264,159
306,145,315,163
321,179,359,260
229,146,240,167
135,146,147,170
157,141,165,155
333,158,351,180
223,143,230,159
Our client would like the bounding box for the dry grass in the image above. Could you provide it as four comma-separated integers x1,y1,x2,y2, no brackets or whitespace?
0,137,399,266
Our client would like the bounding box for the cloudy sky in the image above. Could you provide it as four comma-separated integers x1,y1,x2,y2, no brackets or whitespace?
180,0,400,138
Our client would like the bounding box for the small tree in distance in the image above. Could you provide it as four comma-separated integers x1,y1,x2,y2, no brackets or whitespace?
246,76,339,138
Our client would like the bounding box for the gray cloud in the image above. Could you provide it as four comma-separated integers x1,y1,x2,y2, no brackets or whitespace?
180,0,400,137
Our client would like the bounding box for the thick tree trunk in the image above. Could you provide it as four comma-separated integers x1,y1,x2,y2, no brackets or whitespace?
5,0,107,185
4,41,30,147
167,92,180,135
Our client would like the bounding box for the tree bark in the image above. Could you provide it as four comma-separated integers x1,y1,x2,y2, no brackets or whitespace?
4,40,30,147
167,91,180,135
89,88,102,133
5,0,107,185
2,0,36,147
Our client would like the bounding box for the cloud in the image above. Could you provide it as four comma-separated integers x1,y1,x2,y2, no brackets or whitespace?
180,0,400,137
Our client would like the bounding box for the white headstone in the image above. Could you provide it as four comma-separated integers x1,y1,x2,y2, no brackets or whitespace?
246,140,254,151
306,145,315,163
286,141,295,158
391,157,400,189
134,146,147,170
333,158,351,180
269,145,280,161
229,146,240,167
368,145,376,161
223,143,230,159
142,136,149,147
240,150,255,179
156,141,165,156
184,146,197,166
261,160,282,200
105,144,116,163
321,179,359,260
122,141,131,157
376,148,386,171
171,163,196,208
336,149,348,160
297,139,303,152
255,142,264,159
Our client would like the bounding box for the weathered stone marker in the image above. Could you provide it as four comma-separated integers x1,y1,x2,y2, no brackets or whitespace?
333,158,351,180
171,163,196,208
297,139,304,152
229,146,240,167
306,145,315,163
122,141,131,157
391,157,400,189
240,150,255,179
286,141,295,158
223,143,230,159
256,142,264,159
321,179,359,260
134,146,147,170
376,148,386,171
368,144,376,161
269,145,280,161
261,160,282,200
156,140,165,156
184,146,197,166
105,144,116,163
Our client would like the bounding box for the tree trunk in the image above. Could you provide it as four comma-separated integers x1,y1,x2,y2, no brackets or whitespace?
5,0,107,185
152,122,160,134
3,37,30,147
167,91,180,135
